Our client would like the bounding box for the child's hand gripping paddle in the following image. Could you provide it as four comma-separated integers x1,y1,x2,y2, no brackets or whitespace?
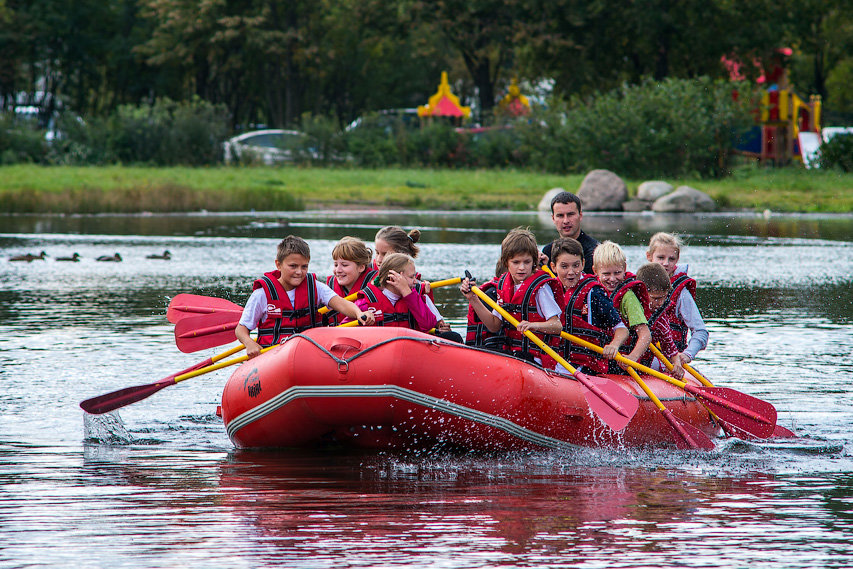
468,280,638,432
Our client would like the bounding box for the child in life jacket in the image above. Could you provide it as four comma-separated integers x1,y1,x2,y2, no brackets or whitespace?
354,252,443,334
236,235,375,358
323,236,377,325
373,226,421,270
592,241,652,371
373,225,457,337
635,262,686,379
645,232,708,366
465,260,506,348
460,227,564,366
549,238,628,375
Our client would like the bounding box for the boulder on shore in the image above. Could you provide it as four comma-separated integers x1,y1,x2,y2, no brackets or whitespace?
537,187,565,212
577,169,628,211
622,199,652,212
652,186,716,213
637,180,674,201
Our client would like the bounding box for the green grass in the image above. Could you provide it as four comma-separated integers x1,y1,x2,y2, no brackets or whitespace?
0,163,851,213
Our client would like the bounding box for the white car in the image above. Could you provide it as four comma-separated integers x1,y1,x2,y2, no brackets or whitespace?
222,129,305,164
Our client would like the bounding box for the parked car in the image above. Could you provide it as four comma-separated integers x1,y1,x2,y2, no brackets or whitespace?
344,108,420,133
222,129,305,164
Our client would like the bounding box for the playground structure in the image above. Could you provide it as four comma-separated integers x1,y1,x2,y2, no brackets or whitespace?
727,49,823,165
417,71,471,121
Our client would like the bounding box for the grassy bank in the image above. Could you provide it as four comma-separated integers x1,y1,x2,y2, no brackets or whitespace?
0,164,851,214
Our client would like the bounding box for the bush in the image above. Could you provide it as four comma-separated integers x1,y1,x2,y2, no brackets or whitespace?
520,77,756,178
0,114,49,164
50,97,228,166
344,113,404,167
296,113,347,165
819,134,853,172
410,122,461,167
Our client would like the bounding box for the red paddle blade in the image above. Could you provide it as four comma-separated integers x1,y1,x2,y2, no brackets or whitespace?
662,408,716,450
167,294,243,323
174,312,240,353
80,379,174,414
772,424,797,438
575,372,640,432
685,385,777,439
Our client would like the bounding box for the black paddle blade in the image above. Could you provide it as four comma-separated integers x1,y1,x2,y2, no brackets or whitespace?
80,379,173,415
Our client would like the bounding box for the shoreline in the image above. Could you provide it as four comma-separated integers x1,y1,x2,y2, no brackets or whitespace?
1,164,851,214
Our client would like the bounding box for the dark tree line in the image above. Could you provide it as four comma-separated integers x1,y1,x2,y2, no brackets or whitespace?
1,0,851,131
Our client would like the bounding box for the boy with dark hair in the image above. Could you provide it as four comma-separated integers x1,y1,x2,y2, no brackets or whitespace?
236,235,374,358
549,238,628,375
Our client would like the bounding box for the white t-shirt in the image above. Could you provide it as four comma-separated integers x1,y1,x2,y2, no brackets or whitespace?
239,280,338,331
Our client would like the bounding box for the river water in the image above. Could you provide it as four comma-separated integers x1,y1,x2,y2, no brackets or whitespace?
1,210,852,569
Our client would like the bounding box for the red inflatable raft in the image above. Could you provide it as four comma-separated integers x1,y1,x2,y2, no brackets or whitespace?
221,327,720,450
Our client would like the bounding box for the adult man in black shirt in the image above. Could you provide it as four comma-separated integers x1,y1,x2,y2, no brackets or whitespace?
539,191,599,274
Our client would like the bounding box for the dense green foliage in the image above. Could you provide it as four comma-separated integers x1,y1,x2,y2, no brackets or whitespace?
2,0,851,130
1,1,851,178
45,98,228,166
818,134,853,172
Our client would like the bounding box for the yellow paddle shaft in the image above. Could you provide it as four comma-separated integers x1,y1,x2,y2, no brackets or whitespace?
471,286,579,375
175,319,360,383
625,366,667,412
560,331,690,389
317,277,462,315
648,342,715,388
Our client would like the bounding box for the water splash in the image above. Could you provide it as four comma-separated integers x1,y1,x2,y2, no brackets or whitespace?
83,411,134,444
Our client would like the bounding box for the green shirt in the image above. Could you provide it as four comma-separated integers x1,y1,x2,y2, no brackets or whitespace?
617,290,648,328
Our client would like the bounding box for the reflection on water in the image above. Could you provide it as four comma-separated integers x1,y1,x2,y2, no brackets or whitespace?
1,211,852,568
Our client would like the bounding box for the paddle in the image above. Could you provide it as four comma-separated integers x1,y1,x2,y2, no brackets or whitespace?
469,283,639,432
167,293,244,323
624,366,715,450
175,312,242,353
80,343,247,414
173,276,464,352
82,319,362,415
560,331,777,438
648,343,795,439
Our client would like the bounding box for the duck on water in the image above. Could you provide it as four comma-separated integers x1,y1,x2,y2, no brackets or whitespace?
9,251,47,262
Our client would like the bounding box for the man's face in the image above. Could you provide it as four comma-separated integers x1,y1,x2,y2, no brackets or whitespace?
551,202,582,240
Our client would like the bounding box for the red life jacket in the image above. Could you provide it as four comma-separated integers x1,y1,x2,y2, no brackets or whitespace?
356,283,417,329
559,275,610,374
323,269,377,325
606,273,651,356
497,270,564,366
651,272,697,352
253,271,321,346
465,279,500,347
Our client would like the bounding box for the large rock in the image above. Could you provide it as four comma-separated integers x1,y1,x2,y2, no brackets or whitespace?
622,199,651,212
577,169,628,211
637,180,673,201
537,187,565,211
652,185,716,213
